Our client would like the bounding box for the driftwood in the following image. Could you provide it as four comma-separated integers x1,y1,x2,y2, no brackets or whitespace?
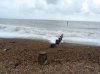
14,59,21,68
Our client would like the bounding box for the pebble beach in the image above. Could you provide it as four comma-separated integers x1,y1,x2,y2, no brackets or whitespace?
0,38,100,74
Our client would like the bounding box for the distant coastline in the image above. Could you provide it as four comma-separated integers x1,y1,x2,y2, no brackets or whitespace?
0,18,100,22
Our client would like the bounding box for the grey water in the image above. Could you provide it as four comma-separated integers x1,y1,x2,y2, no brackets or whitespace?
0,18,100,46
0,18,100,39
0,18,100,31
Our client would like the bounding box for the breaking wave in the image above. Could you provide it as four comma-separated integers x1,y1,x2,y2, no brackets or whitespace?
0,23,100,46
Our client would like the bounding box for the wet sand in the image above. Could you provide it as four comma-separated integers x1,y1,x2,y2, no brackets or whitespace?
0,38,100,74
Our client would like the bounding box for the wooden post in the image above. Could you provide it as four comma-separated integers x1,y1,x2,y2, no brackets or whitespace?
59,34,63,43
50,43,56,48
60,34,63,40
59,38,61,42
38,51,47,65
56,39,60,44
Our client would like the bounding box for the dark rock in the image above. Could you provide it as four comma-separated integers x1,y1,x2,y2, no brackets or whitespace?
14,59,21,68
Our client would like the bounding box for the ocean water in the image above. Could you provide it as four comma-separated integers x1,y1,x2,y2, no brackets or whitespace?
0,19,100,46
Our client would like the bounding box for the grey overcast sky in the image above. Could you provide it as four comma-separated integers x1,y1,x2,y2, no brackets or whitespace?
0,0,100,21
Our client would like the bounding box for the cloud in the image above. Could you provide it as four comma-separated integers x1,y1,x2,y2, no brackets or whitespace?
20,0,84,15
56,0,84,14
0,0,100,20
88,0,100,14
46,0,58,4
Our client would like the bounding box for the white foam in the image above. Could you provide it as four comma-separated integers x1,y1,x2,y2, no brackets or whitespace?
0,32,57,43
63,37,100,46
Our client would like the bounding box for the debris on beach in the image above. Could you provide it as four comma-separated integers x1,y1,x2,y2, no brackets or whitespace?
3,48,9,52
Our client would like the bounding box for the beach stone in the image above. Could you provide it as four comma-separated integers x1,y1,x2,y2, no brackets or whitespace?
38,51,47,65
9,41,15,45
10,41,15,44
14,59,21,68
0,70,5,74
3,49,9,52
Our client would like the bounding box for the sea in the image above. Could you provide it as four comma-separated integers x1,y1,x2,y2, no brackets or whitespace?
0,18,100,46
